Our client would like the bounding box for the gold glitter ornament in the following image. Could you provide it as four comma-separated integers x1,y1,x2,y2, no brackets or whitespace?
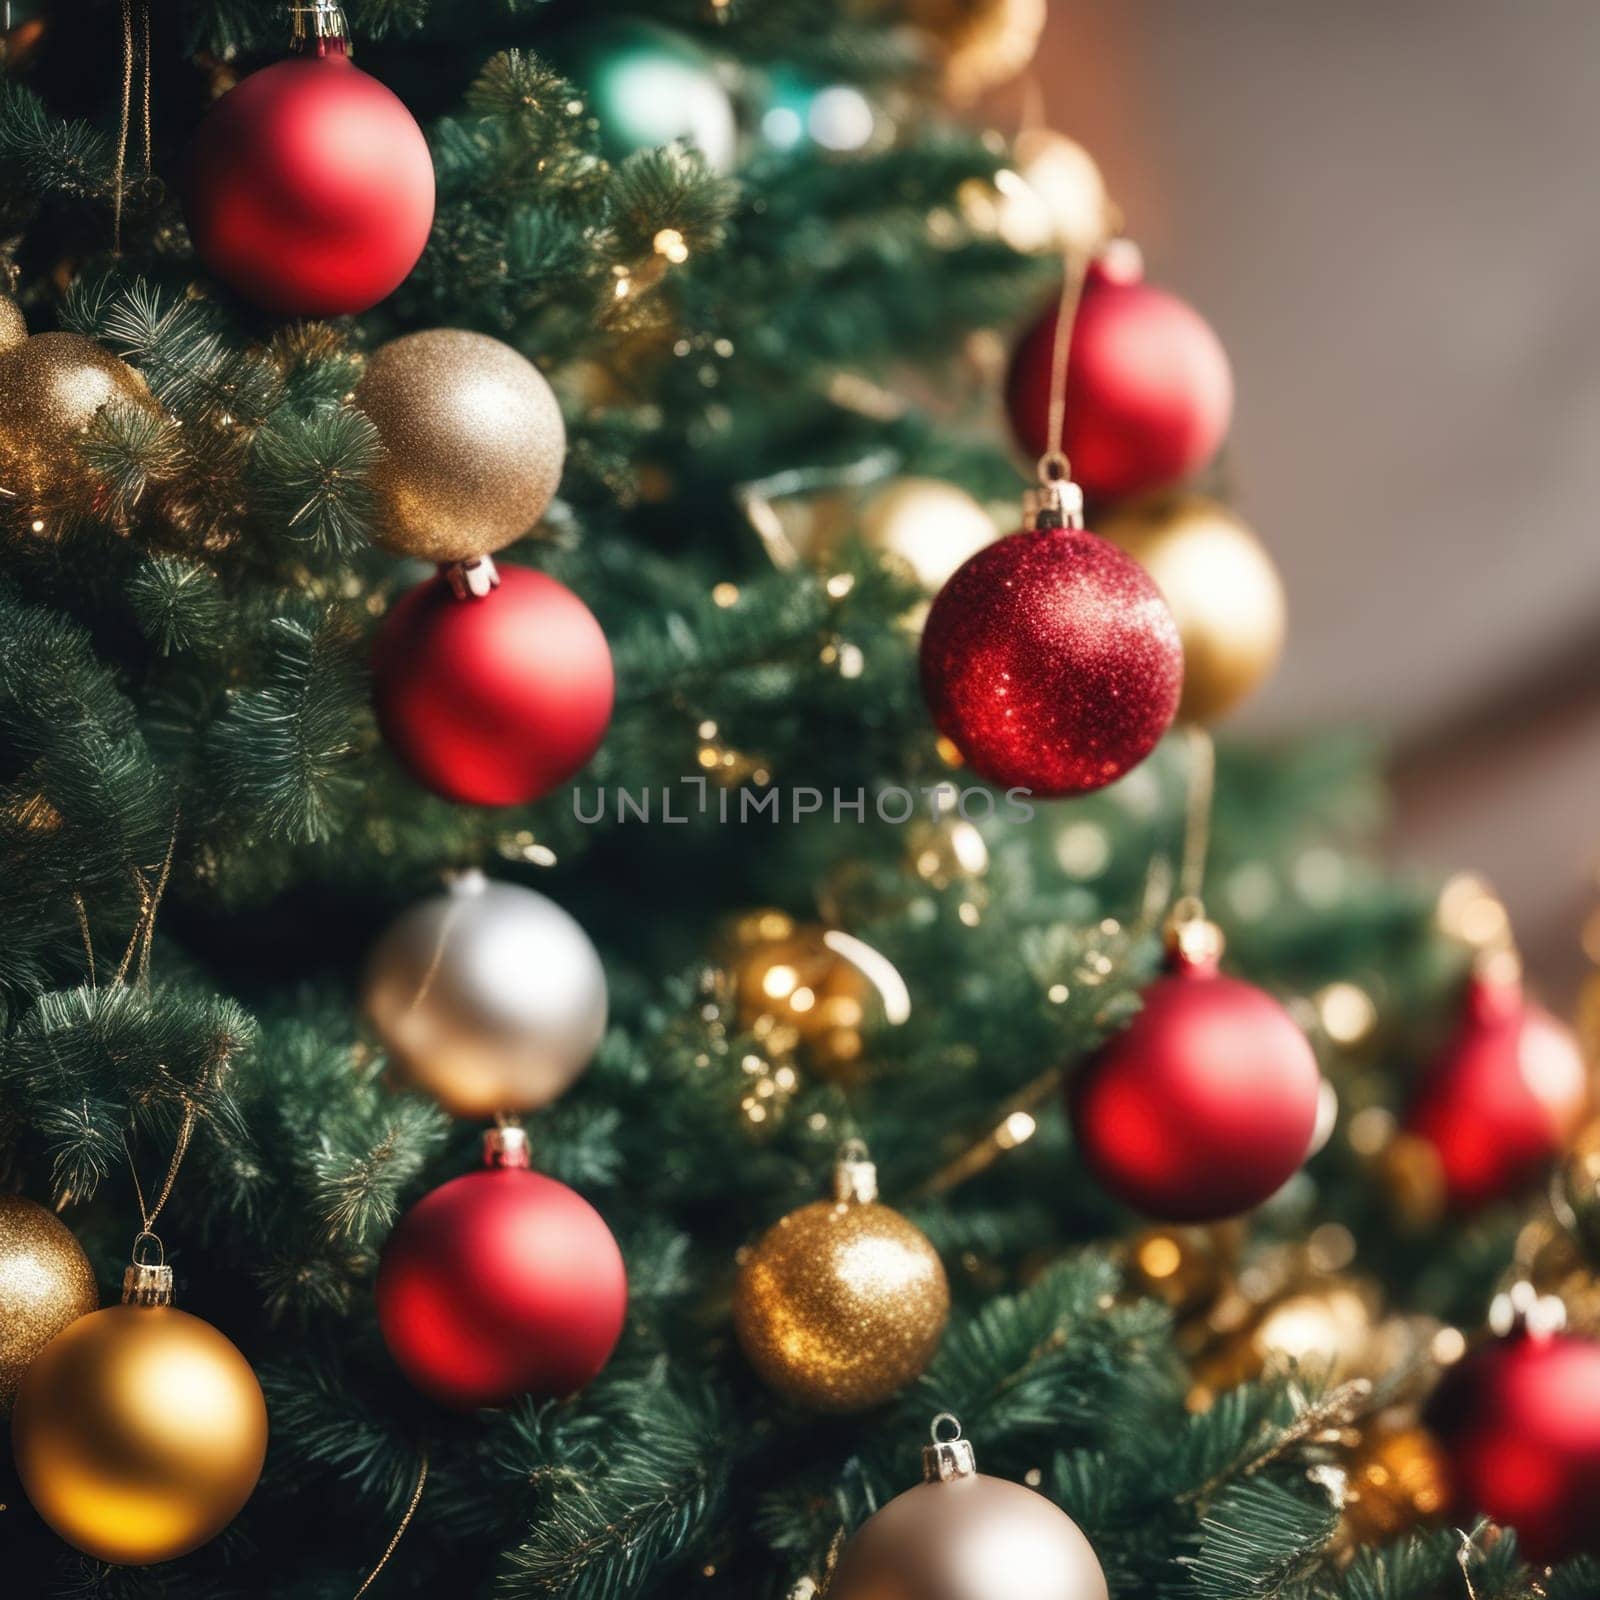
355,328,567,564
1339,1422,1449,1545
0,332,154,511
0,292,26,352
734,1143,949,1412
11,1249,267,1565
0,1194,98,1415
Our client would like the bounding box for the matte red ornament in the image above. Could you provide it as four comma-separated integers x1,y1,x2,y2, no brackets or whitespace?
919,524,1182,796
1006,257,1233,503
376,1134,627,1408
373,563,614,807
1405,969,1586,1210
1426,1328,1600,1564
184,52,435,317
1068,933,1321,1221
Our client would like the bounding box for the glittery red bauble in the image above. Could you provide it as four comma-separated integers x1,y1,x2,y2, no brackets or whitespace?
373,564,614,807
919,525,1182,796
377,1166,627,1408
1006,259,1233,502
1068,946,1321,1221
1406,972,1587,1210
1426,1329,1600,1564
184,55,434,317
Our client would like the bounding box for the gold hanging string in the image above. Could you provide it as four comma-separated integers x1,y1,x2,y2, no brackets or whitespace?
1038,249,1089,491
112,0,133,252
352,1450,430,1600
72,892,97,986
114,806,180,987
139,0,152,177
124,1096,197,1252
916,1066,1062,1198
1178,724,1216,907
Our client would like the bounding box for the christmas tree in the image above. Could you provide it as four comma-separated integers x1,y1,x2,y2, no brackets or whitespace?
3,2,1599,1597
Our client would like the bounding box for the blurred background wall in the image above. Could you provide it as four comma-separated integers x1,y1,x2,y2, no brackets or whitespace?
1017,0,1600,996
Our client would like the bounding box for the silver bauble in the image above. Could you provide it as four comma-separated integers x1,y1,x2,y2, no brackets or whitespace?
363,872,607,1119
828,1421,1108,1600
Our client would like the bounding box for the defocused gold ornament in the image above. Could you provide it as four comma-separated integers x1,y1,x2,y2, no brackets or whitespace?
1339,1422,1450,1545
0,332,154,511
1378,1130,1449,1228
910,0,1048,102
726,909,908,1082
1249,1279,1378,1378
355,328,567,564
1125,1224,1236,1319
855,477,999,593
11,1254,267,1564
0,292,26,352
1100,492,1286,723
995,130,1115,259
0,1195,97,1415
734,1144,949,1411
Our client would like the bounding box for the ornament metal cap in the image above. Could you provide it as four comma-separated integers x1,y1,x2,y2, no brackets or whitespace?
1164,897,1225,972
443,555,501,601
1027,462,1085,533
833,1139,879,1204
922,1413,977,1482
483,1123,531,1170
290,1,351,53
122,1235,175,1307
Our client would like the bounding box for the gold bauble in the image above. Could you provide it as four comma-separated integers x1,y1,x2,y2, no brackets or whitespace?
0,292,27,352
734,1149,949,1411
999,130,1115,260
12,1302,268,1563
855,477,1000,593
355,328,567,564
0,332,154,509
910,0,1048,102
1100,492,1286,724
1339,1423,1449,1545
0,1195,97,1415
727,909,875,1081
1249,1280,1377,1378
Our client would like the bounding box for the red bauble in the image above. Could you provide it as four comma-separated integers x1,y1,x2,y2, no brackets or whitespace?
1426,1329,1600,1564
373,564,614,807
919,524,1182,796
1069,939,1321,1221
377,1158,627,1408
1406,970,1586,1210
1006,257,1233,503
184,54,434,317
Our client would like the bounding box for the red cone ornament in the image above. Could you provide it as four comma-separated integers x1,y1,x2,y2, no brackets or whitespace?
1006,253,1232,503
1406,965,1587,1210
1425,1327,1600,1564
1069,917,1321,1221
373,562,614,807
919,509,1182,796
376,1128,627,1408
184,19,434,317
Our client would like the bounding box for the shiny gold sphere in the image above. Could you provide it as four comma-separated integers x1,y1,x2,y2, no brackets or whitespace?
829,1473,1109,1600
0,1195,97,1415
1004,130,1115,260
0,293,27,352
1100,492,1286,724
910,0,1049,102
734,1197,949,1411
727,910,875,1081
355,328,567,564
1250,1280,1377,1379
856,477,999,593
12,1305,268,1564
0,332,153,510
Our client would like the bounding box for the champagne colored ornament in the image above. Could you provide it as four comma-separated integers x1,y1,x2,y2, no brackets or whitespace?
855,477,999,593
734,1144,948,1412
183,3,434,317
0,332,154,509
376,1126,627,1408
1425,1322,1600,1564
910,0,1048,102
0,1195,97,1415
372,561,613,807
11,1245,267,1565
364,871,607,1120
1100,492,1285,723
1007,129,1114,260
1007,253,1233,503
829,1414,1109,1600
356,328,567,564
920,482,1183,796
1069,909,1322,1221
1406,955,1587,1211
0,292,26,352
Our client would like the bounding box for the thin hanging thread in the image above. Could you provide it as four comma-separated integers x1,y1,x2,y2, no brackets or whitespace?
352,1451,430,1600
1039,250,1089,486
125,1098,197,1247
111,0,151,254
1178,724,1216,905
